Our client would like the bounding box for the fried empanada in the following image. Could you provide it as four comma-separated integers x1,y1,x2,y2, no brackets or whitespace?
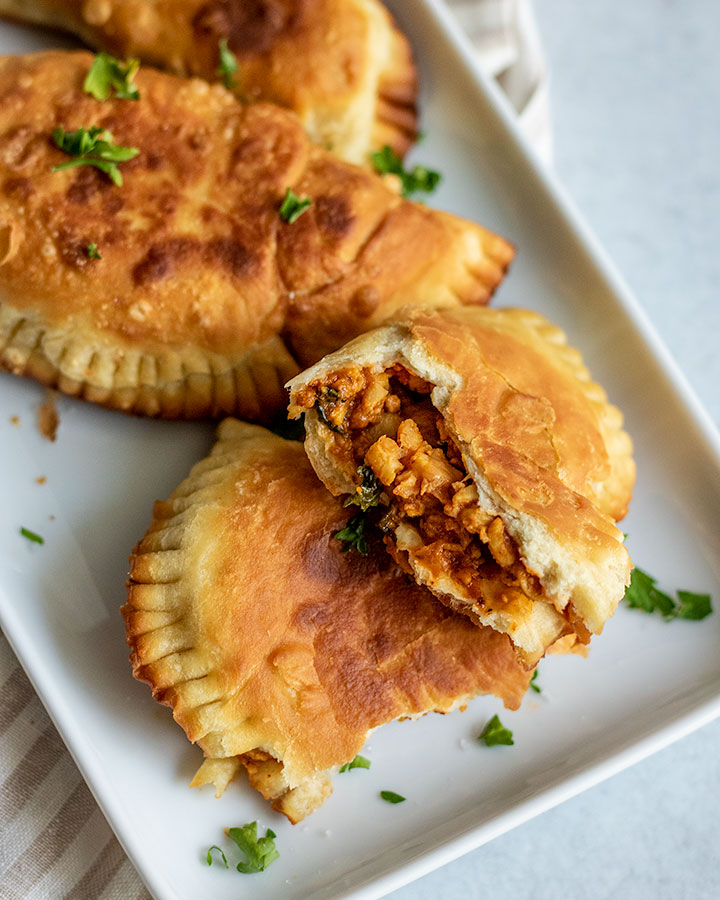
0,0,417,163
288,306,635,665
0,52,512,420
123,420,531,823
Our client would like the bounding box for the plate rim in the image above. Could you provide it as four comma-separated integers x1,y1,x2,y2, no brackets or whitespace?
1,2,719,899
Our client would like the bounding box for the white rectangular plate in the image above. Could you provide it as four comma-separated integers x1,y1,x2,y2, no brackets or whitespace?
1,2,719,899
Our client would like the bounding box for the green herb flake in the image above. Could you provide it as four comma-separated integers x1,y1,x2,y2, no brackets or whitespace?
315,387,347,434
339,754,371,773
20,527,44,545
624,567,712,621
52,126,139,186
86,242,102,260
344,465,382,512
334,512,369,555
316,403,346,435
530,669,541,694
279,187,312,224
217,37,239,89
380,790,406,804
478,714,514,747
83,52,140,101
227,822,280,874
206,845,229,868
674,589,713,621
371,145,442,198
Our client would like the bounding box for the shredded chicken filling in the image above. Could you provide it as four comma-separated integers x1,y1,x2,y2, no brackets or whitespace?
293,366,555,618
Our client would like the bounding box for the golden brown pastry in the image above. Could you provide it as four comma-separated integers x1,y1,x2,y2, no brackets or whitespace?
124,420,532,823
0,52,512,420
0,0,418,163
288,306,635,665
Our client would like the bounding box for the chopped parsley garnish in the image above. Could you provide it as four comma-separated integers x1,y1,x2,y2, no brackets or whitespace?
206,845,229,868
227,822,279,874
478,714,514,747
530,669,541,694
339,754,371,773
86,242,102,260
674,590,713,621
217,38,238,89
83,52,140,101
624,567,712,621
380,790,406,804
205,823,279,874
344,465,382,512
334,512,369,555
20,527,44,545
371,145,442,198
279,187,312,224
52,126,139,186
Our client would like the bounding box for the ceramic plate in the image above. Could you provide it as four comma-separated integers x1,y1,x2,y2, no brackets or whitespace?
1,2,719,899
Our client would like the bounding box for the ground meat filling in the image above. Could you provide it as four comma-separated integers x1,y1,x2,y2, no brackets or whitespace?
292,366,548,615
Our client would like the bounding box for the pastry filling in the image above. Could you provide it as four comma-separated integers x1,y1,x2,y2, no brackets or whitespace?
291,365,569,626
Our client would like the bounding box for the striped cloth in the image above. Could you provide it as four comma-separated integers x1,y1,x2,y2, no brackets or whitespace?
0,3,549,897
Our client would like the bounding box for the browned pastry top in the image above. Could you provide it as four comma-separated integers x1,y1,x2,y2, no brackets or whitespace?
0,0,419,162
0,52,512,418
404,306,635,522
124,421,530,819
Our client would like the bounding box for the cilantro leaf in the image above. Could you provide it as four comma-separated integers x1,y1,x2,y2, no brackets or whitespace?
52,126,139,186
217,38,238,89
339,754,371,773
624,568,675,617
530,669,541,694
371,145,442,198
478,714,514,747
86,242,102,260
673,589,713,621
206,845,229,868
227,822,280,874
334,512,369,555
380,790,406,804
624,568,712,621
20,527,44,545
84,52,140,101
279,187,312,224
344,465,382,512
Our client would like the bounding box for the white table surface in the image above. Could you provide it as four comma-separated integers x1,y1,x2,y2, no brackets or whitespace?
388,2,720,898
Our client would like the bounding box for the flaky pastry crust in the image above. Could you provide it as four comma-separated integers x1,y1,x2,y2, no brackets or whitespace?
0,52,512,419
0,0,418,163
124,420,531,821
288,306,635,664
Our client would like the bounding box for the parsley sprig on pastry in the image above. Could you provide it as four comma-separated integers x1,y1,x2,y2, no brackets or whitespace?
0,51,512,420
123,421,532,823
288,306,635,665
0,0,419,163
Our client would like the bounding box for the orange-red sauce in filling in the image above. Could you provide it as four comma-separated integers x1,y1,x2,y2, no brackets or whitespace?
293,367,553,617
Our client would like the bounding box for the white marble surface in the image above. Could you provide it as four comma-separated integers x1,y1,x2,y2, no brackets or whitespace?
388,2,720,898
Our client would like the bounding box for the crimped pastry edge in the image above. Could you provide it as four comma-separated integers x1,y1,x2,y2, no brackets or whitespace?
0,300,300,420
